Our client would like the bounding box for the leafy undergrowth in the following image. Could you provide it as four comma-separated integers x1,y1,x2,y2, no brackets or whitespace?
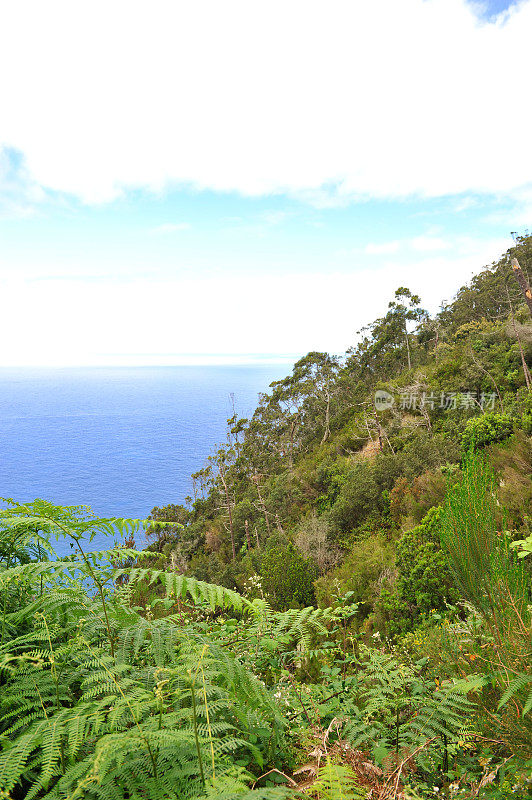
0,493,531,799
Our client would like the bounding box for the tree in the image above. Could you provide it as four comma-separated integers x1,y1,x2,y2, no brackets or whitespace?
388,287,425,371
245,353,342,470
511,257,532,317
146,503,189,552
347,287,426,382
207,446,238,561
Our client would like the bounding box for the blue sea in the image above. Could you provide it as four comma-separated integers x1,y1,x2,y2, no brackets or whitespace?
0,365,288,554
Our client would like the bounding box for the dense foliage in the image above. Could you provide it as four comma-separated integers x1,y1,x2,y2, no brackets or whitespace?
461,413,513,452
2,235,532,797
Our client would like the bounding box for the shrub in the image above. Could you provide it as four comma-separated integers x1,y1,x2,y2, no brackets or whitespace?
327,460,392,537
515,388,532,434
389,469,448,526
394,431,460,480
487,432,532,529
260,539,317,609
439,452,532,754
314,533,394,611
315,459,359,514
378,507,459,637
461,412,513,451
294,513,339,574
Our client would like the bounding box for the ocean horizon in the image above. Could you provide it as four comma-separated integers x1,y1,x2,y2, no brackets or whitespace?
0,364,289,553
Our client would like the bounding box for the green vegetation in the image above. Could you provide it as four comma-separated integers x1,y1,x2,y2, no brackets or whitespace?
461,413,513,451
1,236,532,797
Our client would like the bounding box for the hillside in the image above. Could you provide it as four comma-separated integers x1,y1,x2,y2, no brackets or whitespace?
1,235,531,799
148,235,532,623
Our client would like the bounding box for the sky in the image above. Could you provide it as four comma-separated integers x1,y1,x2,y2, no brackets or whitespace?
0,0,531,367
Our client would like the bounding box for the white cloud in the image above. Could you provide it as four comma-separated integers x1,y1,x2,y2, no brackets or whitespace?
410,235,450,252
258,210,292,226
481,186,532,228
452,196,481,213
365,241,400,255
1,235,511,366
364,233,468,256
152,222,191,233
0,0,531,204
0,147,46,217
223,209,292,230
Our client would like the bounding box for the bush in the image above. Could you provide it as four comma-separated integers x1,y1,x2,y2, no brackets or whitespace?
439,453,532,754
486,432,532,529
327,460,392,538
294,513,339,574
260,539,318,609
389,469,448,526
515,388,532,434
378,507,459,637
461,412,513,451
314,533,394,611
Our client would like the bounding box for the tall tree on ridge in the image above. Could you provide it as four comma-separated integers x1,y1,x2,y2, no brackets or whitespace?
388,287,425,371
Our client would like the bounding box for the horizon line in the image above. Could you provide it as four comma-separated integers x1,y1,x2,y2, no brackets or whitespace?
0,353,301,369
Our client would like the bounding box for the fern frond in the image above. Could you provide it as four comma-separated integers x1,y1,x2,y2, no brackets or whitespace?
119,568,251,613
498,673,532,715
311,758,366,799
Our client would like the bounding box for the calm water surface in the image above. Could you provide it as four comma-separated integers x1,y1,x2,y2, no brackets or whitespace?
0,365,288,552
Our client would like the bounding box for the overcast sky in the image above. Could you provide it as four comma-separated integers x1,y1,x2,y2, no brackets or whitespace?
0,0,530,366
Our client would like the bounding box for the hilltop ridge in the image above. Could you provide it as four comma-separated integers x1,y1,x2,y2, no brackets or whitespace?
147,234,532,630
